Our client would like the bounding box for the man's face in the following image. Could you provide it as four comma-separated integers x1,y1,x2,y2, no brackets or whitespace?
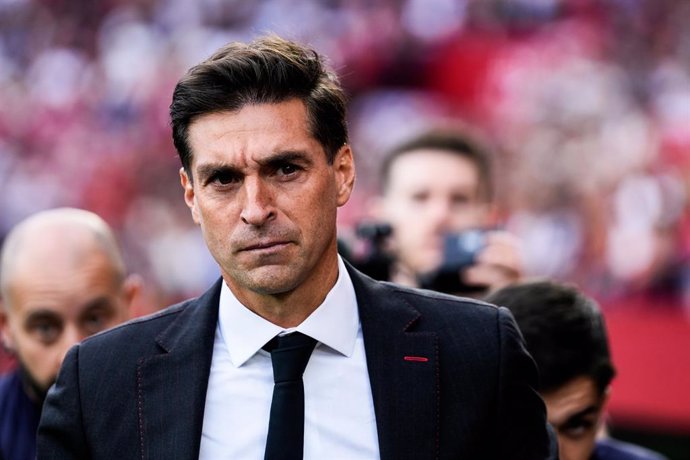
180,99,354,301
0,252,132,397
377,149,490,275
542,376,608,460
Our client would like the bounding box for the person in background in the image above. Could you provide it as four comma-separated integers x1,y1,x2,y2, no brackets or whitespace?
38,35,554,459
0,208,139,460
368,128,523,296
486,280,668,460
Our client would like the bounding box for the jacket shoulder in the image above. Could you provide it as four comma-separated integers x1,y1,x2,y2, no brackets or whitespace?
378,279,501,318
594,438,669,460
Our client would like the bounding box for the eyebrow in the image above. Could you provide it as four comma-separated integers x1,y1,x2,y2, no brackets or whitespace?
24,309,62,323
256,150,313,168
195,163,242,183
195,150,314,181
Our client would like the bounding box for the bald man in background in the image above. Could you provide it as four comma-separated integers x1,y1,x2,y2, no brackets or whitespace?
0,208,139,460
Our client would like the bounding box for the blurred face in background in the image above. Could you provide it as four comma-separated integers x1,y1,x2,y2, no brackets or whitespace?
376,149,490,277
0,249,134,400
542,376,608,460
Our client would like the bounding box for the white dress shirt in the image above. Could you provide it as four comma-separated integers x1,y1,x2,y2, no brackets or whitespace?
199,257,380,459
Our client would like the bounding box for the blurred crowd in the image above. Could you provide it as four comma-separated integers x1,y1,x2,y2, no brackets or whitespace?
1,0,690,314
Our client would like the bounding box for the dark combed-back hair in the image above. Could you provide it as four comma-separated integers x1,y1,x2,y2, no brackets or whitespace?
485,280,616,395
170,34,348,175
379,128,494,202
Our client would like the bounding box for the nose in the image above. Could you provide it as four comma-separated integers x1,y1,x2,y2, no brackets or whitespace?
427,197,455,231
240,177,276,226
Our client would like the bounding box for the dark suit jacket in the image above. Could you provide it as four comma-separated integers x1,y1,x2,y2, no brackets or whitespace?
38,265,552,459
0,370,41,460
593,438,668,460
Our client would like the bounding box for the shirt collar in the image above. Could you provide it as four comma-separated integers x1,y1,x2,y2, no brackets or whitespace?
219,256,359,367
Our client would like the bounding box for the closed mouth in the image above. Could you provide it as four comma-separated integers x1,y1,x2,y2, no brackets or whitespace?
241,240,290,251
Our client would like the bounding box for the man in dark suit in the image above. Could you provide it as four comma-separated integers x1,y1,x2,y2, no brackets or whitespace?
38,35,553,459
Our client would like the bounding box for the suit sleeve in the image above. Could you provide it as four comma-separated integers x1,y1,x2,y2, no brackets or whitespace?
37,345,90,459
495,307,557,460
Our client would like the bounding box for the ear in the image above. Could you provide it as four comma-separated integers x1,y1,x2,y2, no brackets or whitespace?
121,274,143,320
595,386,612,435
599,386,611,413
180,168,201,224
333,145,355,207
0,303,15,354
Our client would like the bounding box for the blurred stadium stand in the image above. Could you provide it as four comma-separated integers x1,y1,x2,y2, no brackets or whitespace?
0,1,688,457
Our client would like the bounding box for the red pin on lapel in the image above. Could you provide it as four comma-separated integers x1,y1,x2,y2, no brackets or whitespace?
403,356,429,362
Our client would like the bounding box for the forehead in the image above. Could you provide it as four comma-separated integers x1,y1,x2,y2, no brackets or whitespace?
386,149,480,191
6,251,121,317
187,99,322,169
542,376,601,424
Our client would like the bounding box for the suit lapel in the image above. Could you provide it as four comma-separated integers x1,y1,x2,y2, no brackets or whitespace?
348,265,439,460
137,279,221,460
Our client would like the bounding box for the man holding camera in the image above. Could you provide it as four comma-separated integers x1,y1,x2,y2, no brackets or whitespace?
371,128,523,296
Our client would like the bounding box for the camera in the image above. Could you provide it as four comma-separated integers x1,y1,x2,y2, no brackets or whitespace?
340,223,489,295
338,222,393,281
417,229,488,294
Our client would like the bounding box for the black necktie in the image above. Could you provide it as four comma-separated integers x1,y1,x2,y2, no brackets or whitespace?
263,332,317,460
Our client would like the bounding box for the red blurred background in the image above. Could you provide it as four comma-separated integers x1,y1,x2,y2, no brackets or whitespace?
1,0,688,457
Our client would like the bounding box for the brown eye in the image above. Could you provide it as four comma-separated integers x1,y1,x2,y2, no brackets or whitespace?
278,164,298,175
451,194,471,206
82,312,107,334
28,319,62,345
202,167,241,187
560,419,595,439
214,171,239,185
80,303,116,335
411,191,429,203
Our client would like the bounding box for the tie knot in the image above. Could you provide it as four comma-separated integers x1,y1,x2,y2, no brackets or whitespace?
265,332,317,383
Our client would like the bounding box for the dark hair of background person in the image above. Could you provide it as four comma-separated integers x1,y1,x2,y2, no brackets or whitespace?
378,128,494,202
170,34,349,176
485,280,616,395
